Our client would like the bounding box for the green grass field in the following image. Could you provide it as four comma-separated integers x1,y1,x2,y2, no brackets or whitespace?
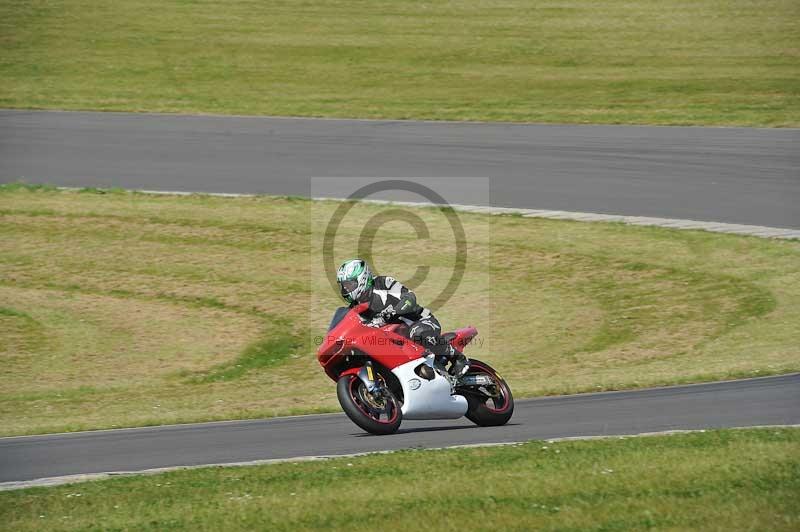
1,0,798,126
1,185,798,436
2,429,798,531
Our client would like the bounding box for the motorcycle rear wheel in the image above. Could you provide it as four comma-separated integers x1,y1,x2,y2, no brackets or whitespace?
337,374,402,435
459,359,514,427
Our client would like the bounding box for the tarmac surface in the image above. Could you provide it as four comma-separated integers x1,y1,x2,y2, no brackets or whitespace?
2,374,798,485
1,110,797,228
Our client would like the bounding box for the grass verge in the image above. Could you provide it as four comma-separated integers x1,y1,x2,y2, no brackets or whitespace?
1,185,799,435
1,0,798,126
1,428,798,531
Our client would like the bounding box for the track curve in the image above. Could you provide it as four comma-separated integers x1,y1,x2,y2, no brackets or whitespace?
2,374,797,485
1,110,798,228
1,111,798,487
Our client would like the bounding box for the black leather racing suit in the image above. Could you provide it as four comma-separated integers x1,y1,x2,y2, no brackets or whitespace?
357,276,455,360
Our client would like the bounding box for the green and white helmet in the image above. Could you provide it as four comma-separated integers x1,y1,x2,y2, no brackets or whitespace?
336,259,374,304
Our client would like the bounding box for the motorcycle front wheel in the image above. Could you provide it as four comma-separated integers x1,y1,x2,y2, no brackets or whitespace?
458,359,514,427
337,374,402,435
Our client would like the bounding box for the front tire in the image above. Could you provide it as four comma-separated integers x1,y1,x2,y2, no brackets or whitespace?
459,359,514,427
337,374,402,435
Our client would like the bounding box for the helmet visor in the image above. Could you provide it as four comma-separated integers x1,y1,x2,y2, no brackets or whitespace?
339,279,359,294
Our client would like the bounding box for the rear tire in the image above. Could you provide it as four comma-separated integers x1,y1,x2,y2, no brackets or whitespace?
460,359,514,427
337,374,402,435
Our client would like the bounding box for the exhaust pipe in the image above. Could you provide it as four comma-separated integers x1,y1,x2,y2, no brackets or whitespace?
459,373,493,386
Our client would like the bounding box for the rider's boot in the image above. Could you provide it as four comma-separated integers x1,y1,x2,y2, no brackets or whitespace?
449,348,469,377
431,345,469,377
440,344,469,377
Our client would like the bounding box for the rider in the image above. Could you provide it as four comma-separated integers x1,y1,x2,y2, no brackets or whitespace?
336,258,469,377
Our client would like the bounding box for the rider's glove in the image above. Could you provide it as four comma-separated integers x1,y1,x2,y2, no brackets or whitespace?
367,315,386,328
380,307,396,321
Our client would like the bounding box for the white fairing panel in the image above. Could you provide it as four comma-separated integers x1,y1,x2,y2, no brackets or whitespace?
392,357,468,420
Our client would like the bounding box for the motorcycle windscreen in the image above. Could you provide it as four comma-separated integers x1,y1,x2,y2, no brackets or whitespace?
327,306,350,331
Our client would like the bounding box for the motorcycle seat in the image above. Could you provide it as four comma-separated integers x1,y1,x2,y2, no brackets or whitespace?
441,332,457,343
390,326,456,345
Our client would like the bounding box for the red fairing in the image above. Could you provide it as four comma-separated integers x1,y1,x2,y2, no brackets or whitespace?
338,367,361,378
317,303,427,381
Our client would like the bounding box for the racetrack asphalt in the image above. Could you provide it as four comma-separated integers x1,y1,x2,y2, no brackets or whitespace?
1,110,798,486
2,374,798,485
1,110,798,228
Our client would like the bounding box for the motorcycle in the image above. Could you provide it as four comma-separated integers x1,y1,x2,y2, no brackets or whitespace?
317,302,514,435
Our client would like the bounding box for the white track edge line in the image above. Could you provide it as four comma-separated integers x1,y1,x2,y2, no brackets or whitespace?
4,108,800,131
2,425,798,492
53,187,799,240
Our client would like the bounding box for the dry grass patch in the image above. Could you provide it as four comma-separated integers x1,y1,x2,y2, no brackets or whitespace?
1,186,798,434
0,285,261,393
